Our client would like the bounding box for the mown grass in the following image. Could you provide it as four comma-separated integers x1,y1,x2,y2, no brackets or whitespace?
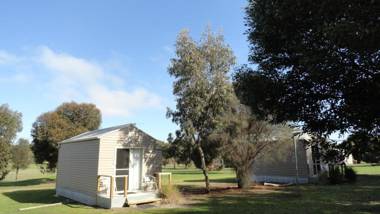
0,164,379,214
162,167,235,184
350,164,380,175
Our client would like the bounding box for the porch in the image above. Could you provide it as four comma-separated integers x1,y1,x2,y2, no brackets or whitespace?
96,173,172,208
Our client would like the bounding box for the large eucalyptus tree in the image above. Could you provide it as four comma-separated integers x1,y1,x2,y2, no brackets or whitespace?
167,28,236,192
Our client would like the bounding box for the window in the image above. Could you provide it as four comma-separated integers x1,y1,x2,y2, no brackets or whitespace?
116,177,126,191
116,149,129,169
115,149,129,192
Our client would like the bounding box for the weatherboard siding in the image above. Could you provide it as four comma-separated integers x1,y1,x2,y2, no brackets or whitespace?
56,139,100,201
97,131,120,176
98,126,162,177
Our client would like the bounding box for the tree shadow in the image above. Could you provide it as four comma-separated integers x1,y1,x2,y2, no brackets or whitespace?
0,178,55,187
183,177,236,184
3,188,99,211
161,174,380,214
3,189,62,204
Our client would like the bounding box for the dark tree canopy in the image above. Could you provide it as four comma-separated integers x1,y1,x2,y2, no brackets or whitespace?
31,102,101,169
190,137,221,169
0,104,22,180
235,0,380,136
56,102,101,130
342,132,380,163
165,131,192,167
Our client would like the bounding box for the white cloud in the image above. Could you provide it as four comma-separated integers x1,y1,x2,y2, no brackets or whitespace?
0,50,18,64
0,47,161,117
39,46,103,83
88,85,161,116
0,73,30,83
36,46,162,117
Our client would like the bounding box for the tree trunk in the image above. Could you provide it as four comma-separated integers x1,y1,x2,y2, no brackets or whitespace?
173,161,176,169
15,167,19,181
196,144,210,193
236,168,251,189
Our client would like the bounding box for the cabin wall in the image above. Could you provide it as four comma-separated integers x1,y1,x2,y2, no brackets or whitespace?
116,126,162,177
98,134,118,176
98,126,162,178
251,139,310,184
56,139,100,205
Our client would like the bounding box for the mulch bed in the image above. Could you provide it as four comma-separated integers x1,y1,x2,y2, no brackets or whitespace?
178,183,285,195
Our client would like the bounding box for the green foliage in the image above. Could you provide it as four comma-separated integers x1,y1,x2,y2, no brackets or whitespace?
211,103,292,189
167,27,236,191
0,143,11,181
31,102,101,169
344,166,357,183
327,165,357,184
11,138,34,180
0,104,22,180
317,171,329,185
165,131,192,167
342,132,380,163
315,139,346,165
328,166,344,184
236,0,380,136
190,137,221,170
55,102,101,130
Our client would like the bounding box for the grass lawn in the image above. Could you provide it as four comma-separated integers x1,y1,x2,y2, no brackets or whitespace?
162,167,235,184
0,164,379,214
350,164,380,175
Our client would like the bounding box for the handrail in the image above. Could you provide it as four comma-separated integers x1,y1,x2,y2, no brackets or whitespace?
97,175,114,198
124,175,128,197
97,175,129,198
110,176,114,198
155,172,172,190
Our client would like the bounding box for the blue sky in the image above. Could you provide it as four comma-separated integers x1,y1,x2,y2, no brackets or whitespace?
0,0,249,142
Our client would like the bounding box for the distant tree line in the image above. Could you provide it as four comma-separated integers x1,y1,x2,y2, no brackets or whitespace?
0,102,102,181
0,104,22,180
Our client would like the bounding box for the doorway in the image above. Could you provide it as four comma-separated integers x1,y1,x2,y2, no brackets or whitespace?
115,148,142,193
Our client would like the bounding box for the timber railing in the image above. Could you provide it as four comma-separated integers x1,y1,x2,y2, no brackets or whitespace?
97,175,128,198
155,172,172,190
97,172,172,198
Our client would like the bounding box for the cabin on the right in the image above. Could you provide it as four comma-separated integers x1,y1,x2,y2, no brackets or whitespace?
251,133,329,184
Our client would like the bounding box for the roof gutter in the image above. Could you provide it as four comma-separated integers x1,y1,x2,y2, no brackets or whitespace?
59,137,100,144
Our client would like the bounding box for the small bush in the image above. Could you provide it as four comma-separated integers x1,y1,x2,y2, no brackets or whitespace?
317,171,329,184
160,184,184,205
344,166,357,183
328,166,344,184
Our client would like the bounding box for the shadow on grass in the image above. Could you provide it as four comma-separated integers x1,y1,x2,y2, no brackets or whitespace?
3,188,97,210
3,189,62,204
155,175,380,214
183,177,236,183
166,169,233,175
0,178,55,187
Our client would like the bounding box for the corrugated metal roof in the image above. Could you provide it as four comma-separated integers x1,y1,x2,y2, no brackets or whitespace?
60,123,133,144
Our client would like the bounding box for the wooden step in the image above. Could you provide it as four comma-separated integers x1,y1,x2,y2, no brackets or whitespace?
127,198,161,205
126,192,161,205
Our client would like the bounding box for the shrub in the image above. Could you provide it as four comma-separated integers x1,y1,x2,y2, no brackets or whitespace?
344,166,357,183
317,171,329,185
159,184,184,205
328,166,344,184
